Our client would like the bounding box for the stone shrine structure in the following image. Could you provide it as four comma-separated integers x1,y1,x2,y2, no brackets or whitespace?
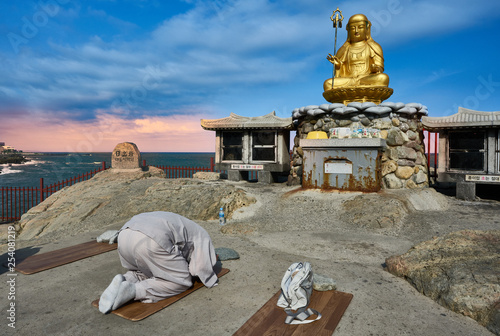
201,112,292,183
111,142,142,170
289,12,429,190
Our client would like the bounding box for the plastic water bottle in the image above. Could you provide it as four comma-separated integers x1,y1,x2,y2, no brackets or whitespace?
218,207,226,226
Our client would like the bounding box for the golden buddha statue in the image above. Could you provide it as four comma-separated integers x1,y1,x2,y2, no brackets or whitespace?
323,13,393,104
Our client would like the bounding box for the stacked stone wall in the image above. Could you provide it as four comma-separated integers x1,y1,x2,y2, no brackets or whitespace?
290,102,429,189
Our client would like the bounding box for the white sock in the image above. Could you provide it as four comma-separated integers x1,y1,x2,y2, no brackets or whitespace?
99,274,125,314
111,281,136,311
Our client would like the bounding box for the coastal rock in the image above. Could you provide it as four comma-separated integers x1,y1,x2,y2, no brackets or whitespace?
17,168,256,240
385,230,500,335
0,154,28,165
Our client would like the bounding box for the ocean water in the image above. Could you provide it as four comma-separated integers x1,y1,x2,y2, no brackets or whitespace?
0,152,215,188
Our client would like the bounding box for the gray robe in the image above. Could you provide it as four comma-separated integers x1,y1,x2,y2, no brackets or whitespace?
118,211,218,302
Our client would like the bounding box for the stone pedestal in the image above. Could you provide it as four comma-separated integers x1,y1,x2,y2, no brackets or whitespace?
228,170,248,181
257,171,274,184
290,102,429,189
456,181,476,201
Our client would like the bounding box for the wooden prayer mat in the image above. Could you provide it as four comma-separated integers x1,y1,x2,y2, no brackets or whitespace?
233,289,353,336
92,268,230,321
15,241,117,275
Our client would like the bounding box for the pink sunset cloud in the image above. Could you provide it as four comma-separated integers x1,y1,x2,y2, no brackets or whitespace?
0,113,215,153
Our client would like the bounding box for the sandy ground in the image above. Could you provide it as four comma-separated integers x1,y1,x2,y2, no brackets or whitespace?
1,182,499,336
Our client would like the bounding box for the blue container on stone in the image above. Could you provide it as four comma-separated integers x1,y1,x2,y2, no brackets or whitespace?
218,207,226,226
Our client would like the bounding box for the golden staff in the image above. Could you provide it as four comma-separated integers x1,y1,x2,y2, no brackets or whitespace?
330,7,343,89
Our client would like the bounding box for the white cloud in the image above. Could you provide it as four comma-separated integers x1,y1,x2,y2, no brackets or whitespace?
1,0,500,123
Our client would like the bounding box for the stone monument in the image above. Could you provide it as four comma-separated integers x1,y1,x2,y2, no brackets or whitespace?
289,10,429,190
111,142,142,170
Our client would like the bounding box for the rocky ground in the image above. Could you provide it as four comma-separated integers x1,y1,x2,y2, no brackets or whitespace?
0,170,499,335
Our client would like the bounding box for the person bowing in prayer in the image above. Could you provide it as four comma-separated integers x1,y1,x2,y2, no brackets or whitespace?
97,211,220,314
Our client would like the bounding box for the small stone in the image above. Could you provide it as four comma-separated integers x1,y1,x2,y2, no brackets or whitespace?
392,118,400,126
407,130,417,140
313,273,337,291
386,128,405,146
372,117,392,129
415,152,426,165
397,146,417,160
399,123,409,132
192,172,220,180
386,146,398,160
316,119,324,128
414,170,428,184
380,130,388,139
302,123,314,133
397,159,416,167
360,117,371,126
215,247,240,261
405,180,418,189
338,119,352,127
382,160,398,176
395,166,414,180
294,136,300,147
408,120,418,131
383,173,403,189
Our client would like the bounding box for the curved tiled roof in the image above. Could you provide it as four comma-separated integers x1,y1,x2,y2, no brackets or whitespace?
201,111,292,130
422,107,500,131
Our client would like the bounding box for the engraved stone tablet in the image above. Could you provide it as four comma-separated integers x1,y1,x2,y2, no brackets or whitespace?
111,142,141,169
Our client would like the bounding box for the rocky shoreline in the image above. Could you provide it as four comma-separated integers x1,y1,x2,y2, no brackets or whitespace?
0,153,28,165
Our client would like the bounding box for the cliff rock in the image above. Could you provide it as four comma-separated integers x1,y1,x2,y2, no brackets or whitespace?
386,230,500,335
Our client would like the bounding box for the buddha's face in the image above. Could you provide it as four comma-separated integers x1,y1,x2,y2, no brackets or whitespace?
348,21,367,42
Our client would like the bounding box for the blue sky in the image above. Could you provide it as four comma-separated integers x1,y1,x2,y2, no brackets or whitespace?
1,0,500,152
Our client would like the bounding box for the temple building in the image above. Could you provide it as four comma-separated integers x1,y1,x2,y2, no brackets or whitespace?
201,112,292,183
422,107,500,200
